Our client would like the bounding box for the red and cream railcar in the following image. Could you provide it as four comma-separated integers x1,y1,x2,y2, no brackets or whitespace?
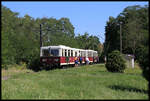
86,50,94,64
40,45,75,68
93,51,99,63
79,49,86,64
40,45,98,68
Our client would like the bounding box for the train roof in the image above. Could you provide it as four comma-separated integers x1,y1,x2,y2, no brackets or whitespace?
41,45,71,49
41,45,98,52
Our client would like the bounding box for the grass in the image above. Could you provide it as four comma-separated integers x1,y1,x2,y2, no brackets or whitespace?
1,63,148,99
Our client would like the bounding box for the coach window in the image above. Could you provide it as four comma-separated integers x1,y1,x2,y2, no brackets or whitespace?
88,51,91,57
65,49,67,57
94,52,97,56
91,52,93,57
79,51,80,56
62,49,64,56
68,50,70,57
75,51,77,57
90,52,92,57
81,51,83,57
63,49,65,56
62,49,63,56
83,51,85,57
71,50,73,57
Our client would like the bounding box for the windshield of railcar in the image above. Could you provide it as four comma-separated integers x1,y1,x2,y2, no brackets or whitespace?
42,49,59,56
51,49,59,56
42,49,50,56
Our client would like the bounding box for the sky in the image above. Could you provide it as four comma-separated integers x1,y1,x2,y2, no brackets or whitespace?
2,1,148,43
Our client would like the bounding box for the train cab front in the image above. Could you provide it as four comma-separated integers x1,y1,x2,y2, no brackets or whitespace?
40,46,60,69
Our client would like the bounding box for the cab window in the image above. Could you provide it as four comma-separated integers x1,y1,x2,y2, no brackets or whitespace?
42,49,50,56
51,49,59,56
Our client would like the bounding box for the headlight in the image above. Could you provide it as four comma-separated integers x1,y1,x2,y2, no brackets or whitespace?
42,59,47,62
54,59,59,62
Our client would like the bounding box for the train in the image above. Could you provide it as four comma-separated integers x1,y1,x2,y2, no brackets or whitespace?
40,45,99,69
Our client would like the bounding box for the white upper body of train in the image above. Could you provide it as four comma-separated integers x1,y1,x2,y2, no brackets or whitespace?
40,45,98,58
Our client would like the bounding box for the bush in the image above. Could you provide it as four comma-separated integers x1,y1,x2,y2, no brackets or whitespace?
106,50,126,73
26,49,41,72
2,64,8,70
135,45,149,81
99,51,105,63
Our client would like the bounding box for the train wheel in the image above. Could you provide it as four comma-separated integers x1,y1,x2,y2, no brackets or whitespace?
60,65,65,69
72,64,75,67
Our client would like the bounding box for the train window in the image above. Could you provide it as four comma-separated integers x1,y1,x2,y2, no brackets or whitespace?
51,49,59,56
68,50,70,57
65,49,67,56
88,52,90,57
88,51,92,57
62,49,63,56
83,51,85,57
79,51,81,56
42,49,50,57
94,52,98,57
63,49,65,56
75,52,77,57
91,52,93,57
71,50,73,57
81,51,83,57
95,53,96,56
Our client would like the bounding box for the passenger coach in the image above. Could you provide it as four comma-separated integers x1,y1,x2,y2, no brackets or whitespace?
40,45,98,68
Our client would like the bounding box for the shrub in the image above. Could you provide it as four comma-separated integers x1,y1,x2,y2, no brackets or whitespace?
2,64,8,70
106,50,126,73
27,54,41,71
26,49,41,72
135,45,149,81
99,51,105,63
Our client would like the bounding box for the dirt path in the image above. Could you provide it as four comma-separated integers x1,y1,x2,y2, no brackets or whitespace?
2,76,10,80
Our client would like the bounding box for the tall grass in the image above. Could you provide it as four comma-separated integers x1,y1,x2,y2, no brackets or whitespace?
2,64,148,99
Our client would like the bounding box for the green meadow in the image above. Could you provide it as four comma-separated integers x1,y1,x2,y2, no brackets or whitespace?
2,64,148,99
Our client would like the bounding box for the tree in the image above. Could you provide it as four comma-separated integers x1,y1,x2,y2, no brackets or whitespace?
104,5,149,56
104,16,120,55
106,50,126,73
104,4,149,80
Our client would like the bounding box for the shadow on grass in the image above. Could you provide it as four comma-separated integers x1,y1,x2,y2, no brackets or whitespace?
30,63,105,72
29,65,74,72
108,85,148,94
125,73,142,76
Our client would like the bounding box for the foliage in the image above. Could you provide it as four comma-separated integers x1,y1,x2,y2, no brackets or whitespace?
135,45,149,81
104,5,149,79
26,49,41,71
104,5,148,55
106,50,126,73
1,5,102,69
99,51,105,63
75,32,103,54
104,16,120,55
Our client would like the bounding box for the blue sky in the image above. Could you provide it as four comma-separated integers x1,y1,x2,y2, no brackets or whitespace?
2,1,148,43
